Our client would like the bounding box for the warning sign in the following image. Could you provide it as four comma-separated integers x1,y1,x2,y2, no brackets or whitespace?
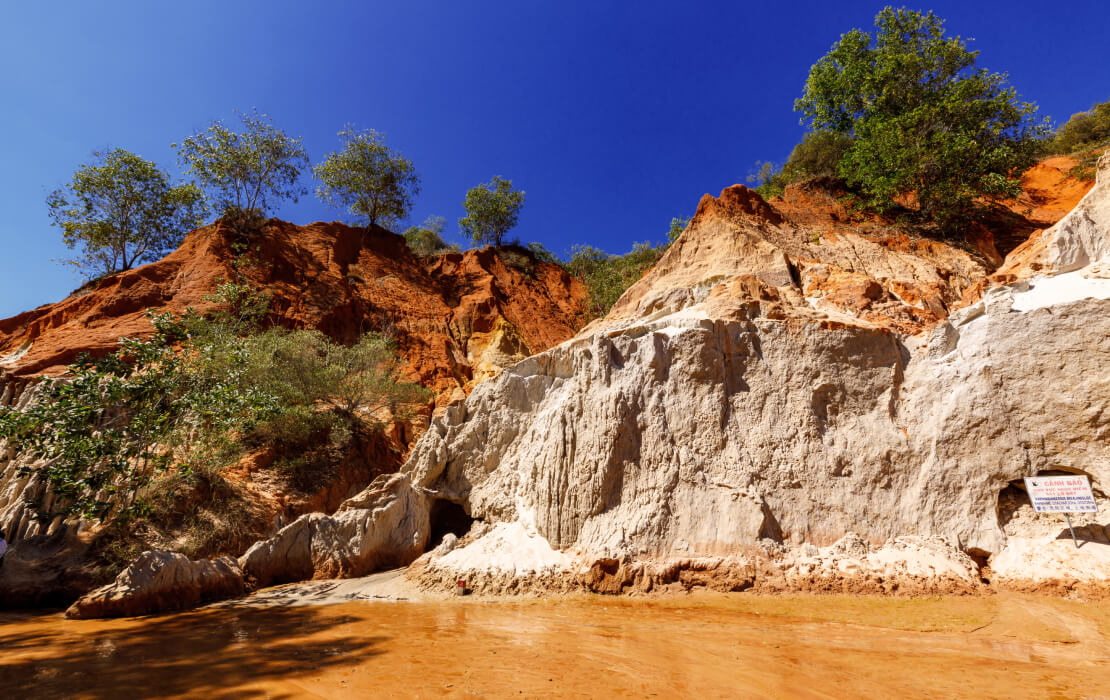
1023,475,1097,513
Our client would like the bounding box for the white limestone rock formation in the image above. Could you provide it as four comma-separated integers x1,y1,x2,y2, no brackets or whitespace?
238,472,430,587
65,550,245,618
404,153,1110,593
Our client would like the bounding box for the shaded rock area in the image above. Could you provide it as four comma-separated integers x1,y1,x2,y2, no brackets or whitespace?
0,527,99,608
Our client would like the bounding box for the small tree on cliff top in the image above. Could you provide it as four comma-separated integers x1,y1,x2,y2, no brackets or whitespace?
459,176,525,247
795,7,1049,228
46,148,207,279
403,216,458,257
314,126,421,230
175,110,309,222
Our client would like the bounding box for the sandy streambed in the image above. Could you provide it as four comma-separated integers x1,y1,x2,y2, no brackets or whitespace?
1,592,1108,698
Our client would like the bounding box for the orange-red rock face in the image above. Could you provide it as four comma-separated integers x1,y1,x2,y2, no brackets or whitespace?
1013,154,1094,225
593,159,1096,339
0,220,588,399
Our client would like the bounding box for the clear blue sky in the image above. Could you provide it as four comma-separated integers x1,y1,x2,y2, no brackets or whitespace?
1,1,1107,318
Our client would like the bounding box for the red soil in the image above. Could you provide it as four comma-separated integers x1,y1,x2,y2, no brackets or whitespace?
0,220,589,401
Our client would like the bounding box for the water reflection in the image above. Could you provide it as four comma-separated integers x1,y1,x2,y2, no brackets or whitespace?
0,597,1107,698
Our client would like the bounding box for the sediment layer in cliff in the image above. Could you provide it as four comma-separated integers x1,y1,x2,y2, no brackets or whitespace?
0,220,588,399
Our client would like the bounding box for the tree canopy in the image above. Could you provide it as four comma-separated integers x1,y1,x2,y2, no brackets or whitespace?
402,216,457,257
46,148,207,279
795,7,1048,227
314,126,421,229
666,216,691,243
459,176,526,247
175,110,309,221
1051,99,1110,155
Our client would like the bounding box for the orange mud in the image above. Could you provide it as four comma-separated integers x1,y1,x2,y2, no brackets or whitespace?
1,593,1108,698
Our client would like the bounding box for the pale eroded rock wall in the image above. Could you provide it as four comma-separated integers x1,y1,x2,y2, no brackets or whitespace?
405,152,1110,592
65,154,1110,614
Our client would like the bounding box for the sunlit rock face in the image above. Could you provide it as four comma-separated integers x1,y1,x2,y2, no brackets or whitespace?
65,551,246,619
397,153,1110,592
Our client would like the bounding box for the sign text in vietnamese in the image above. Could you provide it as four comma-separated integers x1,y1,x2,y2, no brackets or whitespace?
1023,475,1097,513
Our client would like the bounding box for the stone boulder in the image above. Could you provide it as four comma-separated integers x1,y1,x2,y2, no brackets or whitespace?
65,551,245,619
238,472,430,588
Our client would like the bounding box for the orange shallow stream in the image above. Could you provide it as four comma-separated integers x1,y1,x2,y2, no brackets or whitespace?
2,594,1108,698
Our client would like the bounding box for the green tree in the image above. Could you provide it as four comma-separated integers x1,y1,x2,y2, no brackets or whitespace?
1050,100,1110,181
1051,100,1110,154
795,7,1048,227
314,126,421,229
459,176,525,247
46,149,207,278
666,216,691,243
175,110,309,221
402,216,457,257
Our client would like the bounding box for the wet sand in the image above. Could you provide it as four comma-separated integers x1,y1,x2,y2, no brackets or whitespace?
2,592,1108,698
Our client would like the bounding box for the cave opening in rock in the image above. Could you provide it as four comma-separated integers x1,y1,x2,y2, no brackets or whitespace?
996,482,1030,533
428,498,475,548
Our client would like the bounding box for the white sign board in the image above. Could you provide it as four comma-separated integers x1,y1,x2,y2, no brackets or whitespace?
1023,475,1097,513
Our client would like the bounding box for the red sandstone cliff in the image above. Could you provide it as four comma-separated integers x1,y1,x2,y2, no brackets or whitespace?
0,220,588,401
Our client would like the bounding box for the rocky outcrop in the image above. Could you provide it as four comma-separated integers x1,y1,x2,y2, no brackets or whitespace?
0,221,588,610
1012,153,1099,227
238,473,429,588
0,220,587,398
65,550,245,618
368,153,1110,596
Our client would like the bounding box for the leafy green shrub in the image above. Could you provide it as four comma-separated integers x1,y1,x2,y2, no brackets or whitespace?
490,243,561,277
566,242,666,318
1050,100,1110,156
0,281,428,529
526,241,561,264
496,248,534,275
1066,151,1103,182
